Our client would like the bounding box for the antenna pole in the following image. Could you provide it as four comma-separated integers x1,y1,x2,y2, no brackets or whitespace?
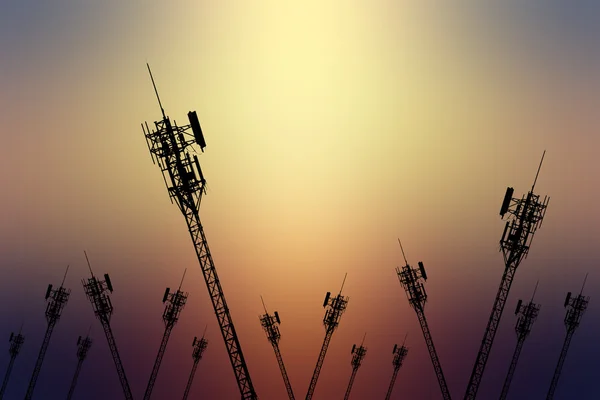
147,63,166,120
84,251,94,277
179,268,188,290
402,332,408,346
201,324,208,340
531,280,540,302
580,273,589,295
532,150,546,192
61,265,70,287
398,238,408,265
260,296,268,314
340,273,348,294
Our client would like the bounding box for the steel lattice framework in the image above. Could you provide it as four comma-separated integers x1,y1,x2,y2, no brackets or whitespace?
142,64,257,400
66,335,93,400
385,342,408,400
343,338,367,400
25,271,71,400
464,153,549,400
305,279,349,400
546,286,589,400
259,299,295,400
396,243,451,400
182,335,208,400
144,282,188,400
82,253,133,400
499,289,541,400
0,331,25,400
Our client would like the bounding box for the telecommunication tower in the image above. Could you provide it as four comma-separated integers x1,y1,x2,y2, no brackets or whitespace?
546,276,590,400
464,152,549,400
82,251,133,400
343,333,367,400
141,64,257,399
66,331,93,400
0,328,25,400
143,270,189,400
499,283,541,400
396,240,452,400
385,334,409,400
24,266,71,400
182,328,209,400
305,274,349,400
259,296,295,400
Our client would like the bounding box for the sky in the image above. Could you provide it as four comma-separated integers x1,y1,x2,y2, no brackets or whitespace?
0,1,599,399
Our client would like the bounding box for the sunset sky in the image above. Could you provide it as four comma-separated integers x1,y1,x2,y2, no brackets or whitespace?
1,1,599,399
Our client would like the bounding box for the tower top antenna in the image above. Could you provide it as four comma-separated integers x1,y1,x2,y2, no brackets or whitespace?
531,150,546,192
260,295,268,314
84,251,94,277
61,265,70,287
580,273,589,295
530,280,539,302
179,268,188,291
339,273,348,294
360,332,367,347
201,324,208,340
402,332,408,347
146,63,166,120
398,238,408,265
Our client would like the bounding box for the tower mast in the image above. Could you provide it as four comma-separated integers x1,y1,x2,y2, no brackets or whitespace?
141,64,257,399
259,297,295,400
464,152,550,400
305,274,349,400
25,266,71,400
396,240,452,400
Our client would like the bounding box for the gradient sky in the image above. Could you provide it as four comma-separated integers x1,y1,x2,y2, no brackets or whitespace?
1,1,599,399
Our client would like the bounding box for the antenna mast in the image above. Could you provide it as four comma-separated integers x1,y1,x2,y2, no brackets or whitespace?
141,64,256,399
24,269,71,400
396,243,452,400
464,152,550,400
182,333,209,400
499,284,542,400
343,335,368,400
385,337,409,400
305,275,349,400
259,298,295,400
0,329,26,399
143,275,189,400
546,278,590,399
66,333,93,400
81,252,133,400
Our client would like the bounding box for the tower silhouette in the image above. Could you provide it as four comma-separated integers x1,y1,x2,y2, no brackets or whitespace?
141,63,257,399
25,267,71,400
0,328,25,400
